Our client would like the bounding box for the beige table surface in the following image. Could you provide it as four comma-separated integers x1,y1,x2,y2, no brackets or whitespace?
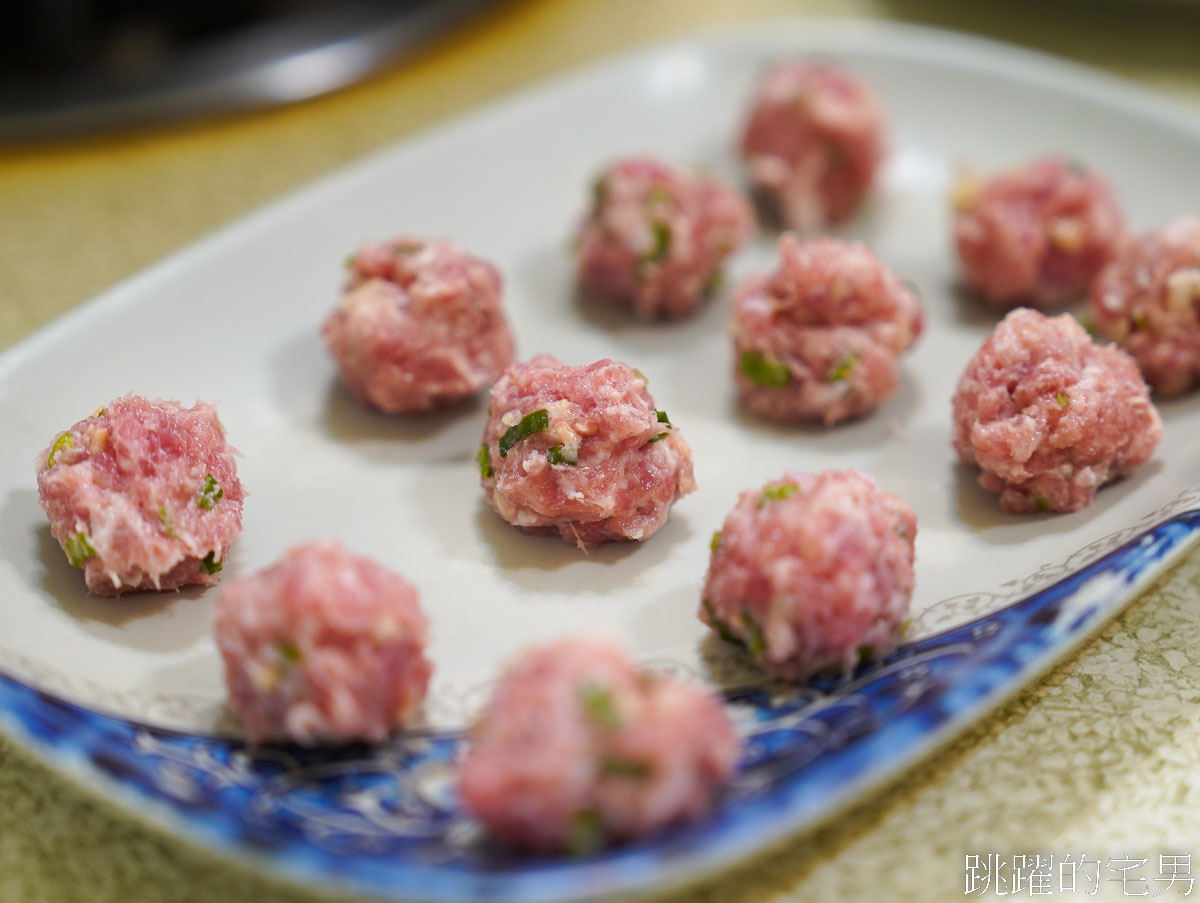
3,1,1200,901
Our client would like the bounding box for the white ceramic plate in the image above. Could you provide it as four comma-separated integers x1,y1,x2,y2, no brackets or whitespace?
1,19,1199,901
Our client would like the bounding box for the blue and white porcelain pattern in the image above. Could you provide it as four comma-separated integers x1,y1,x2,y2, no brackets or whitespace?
1,504,1197,903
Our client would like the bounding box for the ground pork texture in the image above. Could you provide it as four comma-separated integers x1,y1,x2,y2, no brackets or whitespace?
214,541,432,745
323,236,515,413
574,156,753,319
36,395,244,596
457,636,739,852
478,355,695,548
953,155,1125,308
952,308,1162,513
701,469,917,681
1090,216,1200,396
739,59,886,231
732,234,923,424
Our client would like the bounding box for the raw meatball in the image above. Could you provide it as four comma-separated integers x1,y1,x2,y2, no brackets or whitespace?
953,156,1125,308
739,60,886,231
701,469,916,681
36,396,244,596
479,355,695,548
1090,216,1200,395
574,156,753,319
953,309,1162,513
322,236,515,413
732,234,923,424
214,541,432,745
458,637,739,852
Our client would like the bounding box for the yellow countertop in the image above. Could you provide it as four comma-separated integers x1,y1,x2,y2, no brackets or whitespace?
2,1,1200,901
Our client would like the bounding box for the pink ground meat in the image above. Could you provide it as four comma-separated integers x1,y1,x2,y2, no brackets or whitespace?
35,396,244,596
574,156,753,319
1090,216,1200,396
322,236,515,413
479,355,695,548
953,156,1126,308
214,541,432,745
731,234,923,424
739,60,886,231
953,309,1162,513
457,637,739,852
701,469,916,681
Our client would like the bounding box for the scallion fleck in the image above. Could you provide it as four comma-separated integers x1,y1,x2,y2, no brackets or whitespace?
598,756,652,779
64,532,96,568
498,409,549,457
197,475,223,510
640,221,671,266
567,809,606,857
46,433,74,468
742,612,767,658
477,444,493,479
702,598,742,646
739,350,791,388
827,351,858,383
759,484,799,507
546,445,578,466
579,683,621,730
157,505,176,539
201,551,223,575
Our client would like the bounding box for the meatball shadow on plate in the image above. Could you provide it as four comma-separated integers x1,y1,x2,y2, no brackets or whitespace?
321,379,486,454
471,499,690,589
729,362,923,450
570,280,728,341
0,488,186,629
36,532,204,638
948,281,1018,329
951,458,1165,539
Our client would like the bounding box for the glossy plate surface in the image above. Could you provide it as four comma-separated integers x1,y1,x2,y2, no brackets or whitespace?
1,19,1198,903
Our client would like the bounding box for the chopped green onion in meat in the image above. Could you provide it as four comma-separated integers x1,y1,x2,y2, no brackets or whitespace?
547,445,578,466
598,756,652,779
201,551,223,575
498,409,549,457
640,222,671,266
157,505,176,539
64,532,96,568
759,484,799,507
742,612,767,658
46,433,74,468
567,809,606,857
197,474,223,510
579,683,621,730
827,351,858,383
739,351,791,388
